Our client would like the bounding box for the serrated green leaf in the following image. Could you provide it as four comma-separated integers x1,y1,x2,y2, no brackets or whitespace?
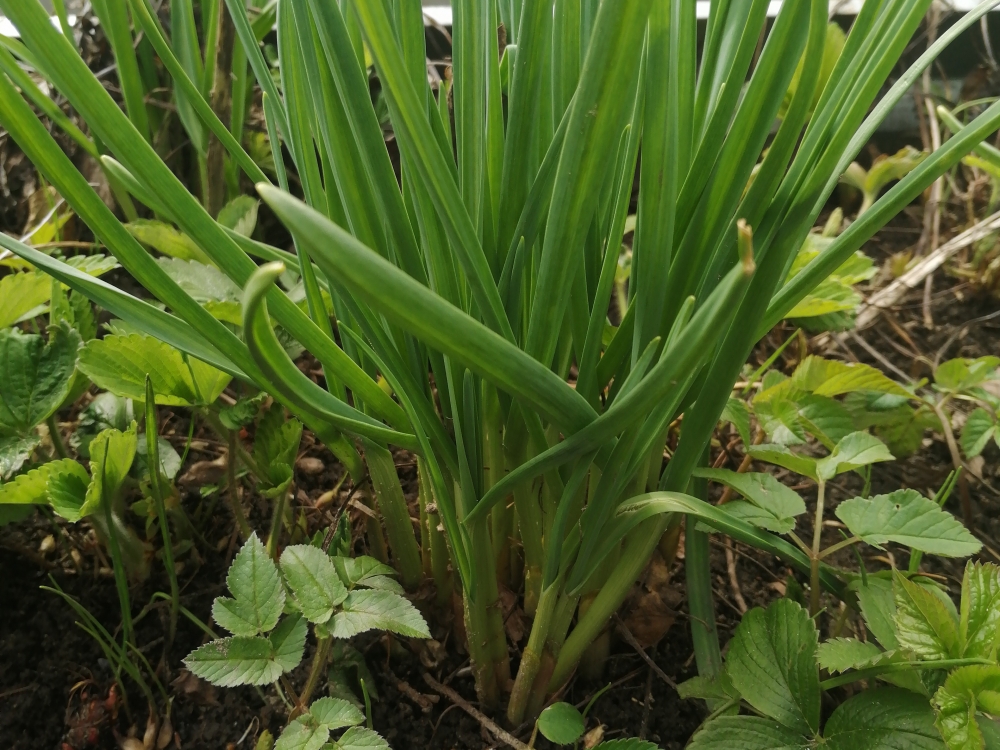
328,727,389,750
183,635,285,687
537,702,585,745
748,444,818,480
217,195,259,237
0,271,51,328
825,688,944,750
591,741,659,750
309,697,365,730
270,613,307,673
328,590,430,639
126,219,212,263
0,457,87,508
935,358,1000,394
792,356,912,398
213,533,285,636
836,490,980,557
219,392,266,430
280,545,348,624
677,672,740,702
721,397,751,447
0,434,40,480
331,556,401,592
72,392,133,458
687,716,809,750
82,422,137,519
156,257,243,303
934,665,1000,750
816,432,894,480
962,408,997,459
797,394,856,448
275,720,327,750
726,599,820,735
135,434,182,480
0,323,80,434
961,563,1000,660
856,578,901,651
254,405,302,489
79,333,231,406
817,638,889,673
895,570,960,660
694,469,806,519
787,277,860,319
47,469,90,521
755,395,809,446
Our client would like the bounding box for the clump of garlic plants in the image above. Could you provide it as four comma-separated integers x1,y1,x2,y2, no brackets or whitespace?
1,0,999,723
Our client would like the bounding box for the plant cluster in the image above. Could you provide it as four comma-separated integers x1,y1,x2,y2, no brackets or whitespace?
1,0,1000,746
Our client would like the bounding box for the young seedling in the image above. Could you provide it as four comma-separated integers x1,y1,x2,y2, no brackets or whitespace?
684,563,1000,750
185,533,429,747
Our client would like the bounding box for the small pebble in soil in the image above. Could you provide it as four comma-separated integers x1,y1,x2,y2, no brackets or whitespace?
296,456,325,475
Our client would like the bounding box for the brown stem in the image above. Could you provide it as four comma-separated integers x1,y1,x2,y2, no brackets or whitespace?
206,1,235,217
932,400,973,525
227,431,252,541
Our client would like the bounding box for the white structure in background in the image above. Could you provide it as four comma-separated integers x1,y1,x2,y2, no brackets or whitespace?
421,0,997,27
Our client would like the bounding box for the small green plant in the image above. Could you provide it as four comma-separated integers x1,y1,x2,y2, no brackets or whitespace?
185,533,429,748
682,563,1000,750
533,698,656,749
3,0,999,724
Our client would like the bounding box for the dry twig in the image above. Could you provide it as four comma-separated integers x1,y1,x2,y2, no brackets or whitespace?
422,673,531,750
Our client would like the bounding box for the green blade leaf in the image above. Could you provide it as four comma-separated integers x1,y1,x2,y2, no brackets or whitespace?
825,688,944,750
725,599,820,735
78,334,231,407
328,590,430,639
693,468,806,519
836,489,980,557
257,185,596,433
0,322,80,434
537,702,585,745
212,532,285,636
279,544,349,625
687,717,809,750
960,562,1000,660
0,238,245,380
816,431,894,480
894,570,960,660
